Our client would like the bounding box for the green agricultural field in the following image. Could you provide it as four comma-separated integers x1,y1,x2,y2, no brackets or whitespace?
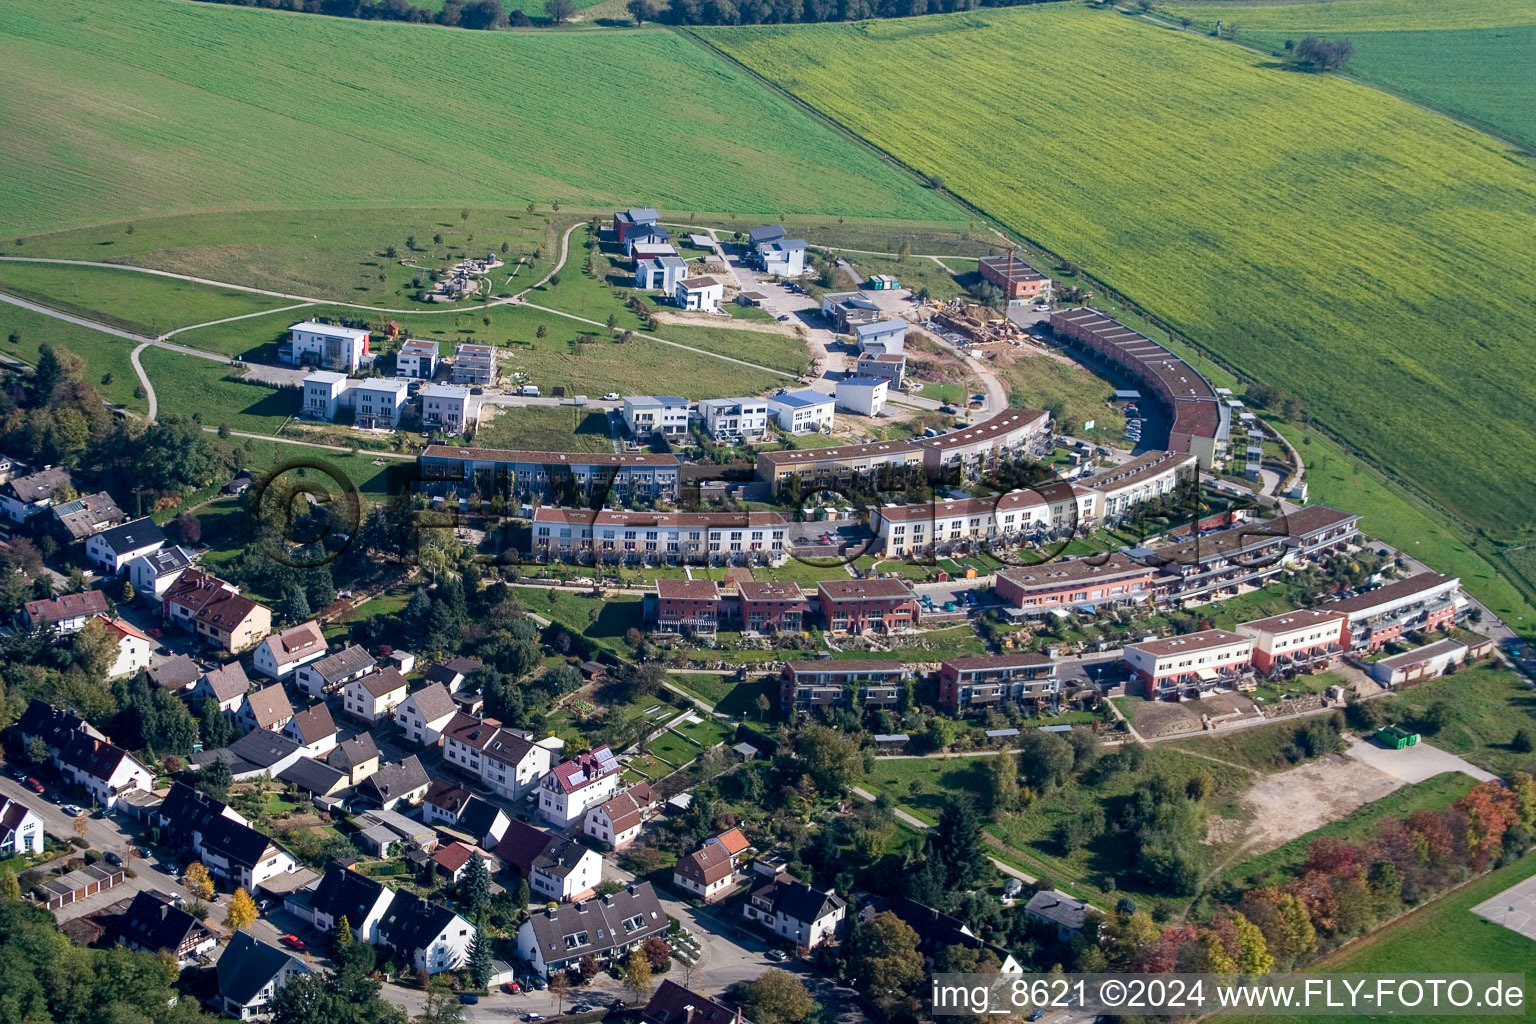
0,0,957,236
1219,851,1536,1024
474,405,614,453
711,7,1536,545
8,207,557,306
1157,0,1536,149
0,262,287,336
0,303,147,413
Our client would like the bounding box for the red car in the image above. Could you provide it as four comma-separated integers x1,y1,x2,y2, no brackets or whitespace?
503,982,522,995
280,934,306,952
24,778,44,794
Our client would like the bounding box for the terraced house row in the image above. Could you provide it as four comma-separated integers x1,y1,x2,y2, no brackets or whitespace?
532,507,790,565
645,577,918,636
778,652,1059,716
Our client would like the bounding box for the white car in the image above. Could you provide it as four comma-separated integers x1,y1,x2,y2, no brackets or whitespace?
1033,304,1051,312
602,392,619,401
60,804,84,817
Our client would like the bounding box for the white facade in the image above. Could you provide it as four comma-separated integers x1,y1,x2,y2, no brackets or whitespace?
421,384,476,435
290,322,369,373
529,845,603,903
834,377,888,417
623,396,690,438
758,239,807,278
393,686,457,746
252,622,328,680
351,378,411,429
854,319,907,356
85,518,164,575
62,749,153,811
98,618,154,679
395,339,439,379
344,671,408,722
0,798,44,856
203,842,296,892
634,256,688,293
697,398,769,441
766,390,835,434
302,372,351,421
126,547,193,599
673,276,723,312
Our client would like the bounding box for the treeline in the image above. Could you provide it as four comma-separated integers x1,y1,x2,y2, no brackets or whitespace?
192,0,535,29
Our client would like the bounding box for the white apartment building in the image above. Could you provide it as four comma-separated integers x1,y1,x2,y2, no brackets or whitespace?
302,372,350,421
1077,450,1197,521
766,389,835,434
697,397,770,441
395,339,440,379
674,276,723,312
289,322,369,373
539,746,621,828
440,714,554,800
451,343,497,386
351,378,410,430
421,384,477,434
531,507,790,565
623,396,690,438
834,376,888,417
872,480,1099,557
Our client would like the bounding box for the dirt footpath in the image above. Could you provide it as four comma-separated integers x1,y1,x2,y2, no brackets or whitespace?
1236,752,1403,856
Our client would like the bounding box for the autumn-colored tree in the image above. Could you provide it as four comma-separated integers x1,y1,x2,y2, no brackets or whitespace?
1184,929,1237,973
1231,912,1273,974
547,971,570,1013
623,946,653,1003
0,867,20,900
642,934,671,972
1509,771,1536,830
1456,783,1519,869
182,862,214,901
227,887,258,931
73,814,89,838
740,969,816,1024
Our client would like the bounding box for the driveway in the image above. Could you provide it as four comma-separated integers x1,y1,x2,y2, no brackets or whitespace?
1344,737,1497,783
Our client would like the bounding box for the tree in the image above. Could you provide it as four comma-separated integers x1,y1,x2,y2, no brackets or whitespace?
466,931,494,989
417,974,464,1024
986,751,1020,819
72,616,120,683
174,511,202,545
281,583,312,625
1017,730,1074,792
627,0,658,21
0,868,19,901
642,934,671,972
183,862,214,901
931,797,987,893
1231,912,1273,974
794,724,864,796
546,0,576,22
227,887,258,931
1513,728,1533,754
74,814,90,839
547,971,571,1013
741,969,816,1024
460,852,492,916
198,755,233,802
851,911,924,1004
1293,35,1354,71
623,946,653,1003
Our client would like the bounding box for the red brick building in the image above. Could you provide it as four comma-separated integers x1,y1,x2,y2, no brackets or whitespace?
994,553,1157,615
977,254,1052,301
736,580,807,635
653,579,721,636
1235,608,1347,674
938,653,1058,714
815,579,918,634
1326,572,1460,652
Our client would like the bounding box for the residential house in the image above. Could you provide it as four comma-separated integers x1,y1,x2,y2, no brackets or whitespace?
329,733,382,786
855,351,906,389
451,343,497,387
532,507,789,567
56,733,152,810
995,553,1158,615
156,782,250,852
11,700,106,761
706,827,751,865
757,237,807,278
0,464,73,524
0,796,44,856
85,517,166,575
423,781,511,848
283,703,339,758
852,319,906,357
780,660,907,716
354,808,439,857
148,655,201,692
1370,638,1471,688
350,378,411,430
198,814,296,890
191,662,251,713
1326,572,1462,652
765,389,834,435
276,756,350,800
736,581,806,635
653,579,722,635
1077,450,1197,522
432,841,496,884
820,290,882,332
1123,629,1254,699
253,621,329,680
1024,890,1091,941
92,616,154,679
377,891,476,975
288,321,369,373
746,224,786,248
834,376,887,417
977,254,1052,301
302,371,351,421
215,931,311,1020
496,819,602,903
111,891,217,964
1236,608,1348,675
635,256,689,293
420,383,478,434
742,874,846,949
20,590,109,634
515,883,668,978
300,865,395,942
395,338,440,379
297,644,375,697
673,276,723,312
915,407,1052,479
622,395,691,439
753,439,923,490
237,683,295,734
162,570,271,653
394,683,459,746
49,491,127,543
583,783,656,851
343,668,408,722
643,980,746,1024
192,730,305,783
938,653,1059,715
673,843,736,902
126,546,194,599
539,746,621,828
357,756,430,811
614,208,662,249
872,897,1023,973
816,578,919,634
423,656,481,694
419,445,681,504
439,714,553,801
697,397,770,442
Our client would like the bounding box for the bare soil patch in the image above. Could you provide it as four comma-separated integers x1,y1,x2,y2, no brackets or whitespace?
1237,752,1402,857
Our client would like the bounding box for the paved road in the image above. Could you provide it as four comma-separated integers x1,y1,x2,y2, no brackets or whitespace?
0,773,137,858
129,343,156,421
1345,737,1497,784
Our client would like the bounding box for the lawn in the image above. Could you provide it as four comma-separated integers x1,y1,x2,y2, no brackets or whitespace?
523,588,643,661
8,207,556,307
0,302,147,412
996,352,1124,444
0,262,287,335
710,6,1536,544
474,405,614,453
840,253,972,301
1218,771,1477,892
1386,666,1536,777
0,0,957,237
673,716,732,748
1155,0,1536,149
668,674,733,707
139,348,298,432
1219,851,1536,1024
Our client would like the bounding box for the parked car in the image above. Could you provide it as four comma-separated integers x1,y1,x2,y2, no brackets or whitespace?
458,995,479,1005
104,852,123,867
602,392,619,401
503,982,522,994
24,778,43,794
766,949,790,962
279,934,306,952
61,804,84,817
1027,1010,1045,1021
523,1014,544,1022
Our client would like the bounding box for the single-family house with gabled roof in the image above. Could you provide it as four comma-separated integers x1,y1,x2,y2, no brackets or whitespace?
1024,889,1091,941
56,732,153,810
344,668,408,722
21,589,109,634
357,755,430,811
296,643,374,697
191,661,251,713
868,896,1023,973
147,654,200,692
515,882,668,978
237,683,294,734
198,814,295,890
283,702,338,757
298,864,396,943
377,890,476,975
706,826,751,864
215,930,311,1020
421,780,510,848
742,873,846,949
644,980,747,1024
110,891,217,964
423,656,481,694
329,733,381,785
156,782,250,853
495,819,601,903
253,620,329,680
394,682,458,746
431,841,498,884
0,464,72,524
583,783,656,851
276,755,350,799
0,796,44,856
85,517,167,575
539,745,621,827
49,491,127,542
11,699,106,760
673,842,736,902
92,616,154,679
193,730,305,782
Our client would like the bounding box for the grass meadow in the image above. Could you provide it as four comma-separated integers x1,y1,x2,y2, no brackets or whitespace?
1156,0,1536,148
711,6,1536,545
0,303,147,412
0,0,957,236
474,405,615,453
0,261,287,335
